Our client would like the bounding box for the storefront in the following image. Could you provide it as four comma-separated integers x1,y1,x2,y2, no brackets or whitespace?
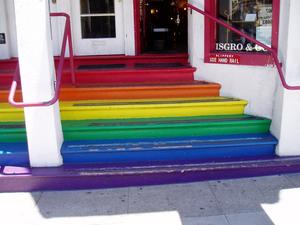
0,0,300,186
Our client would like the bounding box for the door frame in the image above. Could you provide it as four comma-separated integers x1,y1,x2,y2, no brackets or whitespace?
133,0,141,55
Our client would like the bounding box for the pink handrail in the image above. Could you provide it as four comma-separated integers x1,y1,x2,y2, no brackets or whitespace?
187,3,300,91
8,12,76,108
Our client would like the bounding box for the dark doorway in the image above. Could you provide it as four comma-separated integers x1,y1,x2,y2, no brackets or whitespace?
139,0,188,54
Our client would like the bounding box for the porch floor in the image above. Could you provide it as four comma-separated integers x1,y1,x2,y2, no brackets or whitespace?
1,172,300,225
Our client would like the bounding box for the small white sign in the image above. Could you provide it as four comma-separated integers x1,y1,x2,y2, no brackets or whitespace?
153,28,169,33
245,14,257,22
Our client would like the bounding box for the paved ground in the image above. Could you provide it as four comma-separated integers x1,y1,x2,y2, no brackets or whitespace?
1,173,300,225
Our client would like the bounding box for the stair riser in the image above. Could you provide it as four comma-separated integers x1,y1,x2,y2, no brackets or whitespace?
63,144,276,165
0,86,220,102
0,144,277,166
4,155,300,192
0,62,17,70
0,142,29,166
0,74,13,88
0,103,246,122
70,54,189,66
1,69,195,87
58,87,219,101
0,111,24,122
0,154,29,166
61,104,246,121
0,134,277,167
2,70,193,88
63,70,195,85
0,122,271,143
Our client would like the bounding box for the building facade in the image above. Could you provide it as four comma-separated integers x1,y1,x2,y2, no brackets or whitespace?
0,0,300,172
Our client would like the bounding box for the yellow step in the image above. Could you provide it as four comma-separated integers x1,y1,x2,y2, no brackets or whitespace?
0,97,248,122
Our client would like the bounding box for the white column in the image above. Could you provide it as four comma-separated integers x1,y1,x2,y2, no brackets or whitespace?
123,0,135,56
271,0,300,156
14,0,63,167
0,0,10,59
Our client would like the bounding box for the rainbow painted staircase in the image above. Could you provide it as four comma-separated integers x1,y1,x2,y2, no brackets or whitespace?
0,55,277,169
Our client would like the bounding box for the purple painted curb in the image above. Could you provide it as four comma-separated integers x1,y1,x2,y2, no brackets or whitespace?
1,156,300,192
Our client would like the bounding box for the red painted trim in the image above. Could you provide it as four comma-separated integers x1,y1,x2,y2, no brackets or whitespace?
271,0,280,52
204,0,280,66
133,0,141,55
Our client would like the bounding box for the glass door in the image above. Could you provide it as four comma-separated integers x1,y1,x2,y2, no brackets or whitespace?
72,0,125,55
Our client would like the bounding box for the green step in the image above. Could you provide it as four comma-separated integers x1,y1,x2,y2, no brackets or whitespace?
0,114,271,143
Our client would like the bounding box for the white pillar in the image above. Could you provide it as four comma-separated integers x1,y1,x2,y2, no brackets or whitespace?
14,0,63,167
0,0,10,59
123,0,135,56
271,0,300,156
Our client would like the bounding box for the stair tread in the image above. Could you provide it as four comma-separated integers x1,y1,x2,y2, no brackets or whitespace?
0,114,272,143
62,134,277,153
0,97,247,111
62,115,270,128
62,81,220,89
0,133,277,155
0,114,270,131
0,97,248,122
74,66,196,73
63,97,247,108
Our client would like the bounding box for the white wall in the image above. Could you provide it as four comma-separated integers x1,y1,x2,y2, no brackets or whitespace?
188,0,277,119
271,0,300,156
3,0,136,57
0,0,10,59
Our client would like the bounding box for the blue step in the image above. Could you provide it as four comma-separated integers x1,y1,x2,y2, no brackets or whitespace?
0,142,29,166
62,133,277,165
0,134,278,167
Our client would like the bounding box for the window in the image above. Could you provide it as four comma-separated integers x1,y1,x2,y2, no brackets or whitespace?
80,0,116,39
204,0,280,66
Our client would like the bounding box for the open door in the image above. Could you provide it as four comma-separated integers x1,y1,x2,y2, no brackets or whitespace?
139,0,188,54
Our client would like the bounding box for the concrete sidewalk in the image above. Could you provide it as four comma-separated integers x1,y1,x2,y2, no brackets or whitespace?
1,173,300,225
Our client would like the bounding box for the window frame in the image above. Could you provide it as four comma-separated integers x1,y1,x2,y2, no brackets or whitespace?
204,0,280,66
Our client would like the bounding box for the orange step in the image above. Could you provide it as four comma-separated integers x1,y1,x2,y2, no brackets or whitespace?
0,81,221,102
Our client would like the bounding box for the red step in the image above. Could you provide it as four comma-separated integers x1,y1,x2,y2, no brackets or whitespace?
0,54,194,87
61,67,196,85
0,58,17,70
62,53,189,68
